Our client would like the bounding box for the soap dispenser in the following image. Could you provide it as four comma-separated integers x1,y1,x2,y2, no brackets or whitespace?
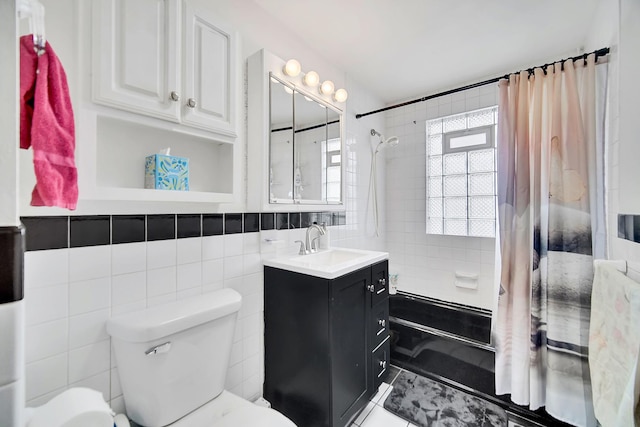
319,222,330,249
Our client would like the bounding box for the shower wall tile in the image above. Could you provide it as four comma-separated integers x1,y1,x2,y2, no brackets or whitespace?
385,83,499,311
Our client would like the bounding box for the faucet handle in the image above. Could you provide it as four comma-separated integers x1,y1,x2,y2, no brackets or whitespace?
294,240,307,255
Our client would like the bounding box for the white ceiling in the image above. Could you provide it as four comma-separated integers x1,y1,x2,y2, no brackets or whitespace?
252,0,602,105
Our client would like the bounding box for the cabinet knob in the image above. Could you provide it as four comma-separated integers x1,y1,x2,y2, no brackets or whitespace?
187,98,197,108
378,319,386,327
170,91,180,102
378,278,386,286
379,360,387,369
366,284,375,293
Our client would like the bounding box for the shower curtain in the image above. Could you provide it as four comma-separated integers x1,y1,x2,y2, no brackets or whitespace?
495,54,608,427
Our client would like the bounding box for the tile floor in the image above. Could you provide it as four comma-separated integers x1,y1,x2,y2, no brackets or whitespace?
350,366,418,427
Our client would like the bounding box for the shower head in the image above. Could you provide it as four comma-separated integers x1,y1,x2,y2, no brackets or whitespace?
385,136,399,147
371,129,400,153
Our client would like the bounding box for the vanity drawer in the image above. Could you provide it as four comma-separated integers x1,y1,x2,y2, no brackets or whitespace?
370,302,389,350
372,337,390,390
371,261,388,307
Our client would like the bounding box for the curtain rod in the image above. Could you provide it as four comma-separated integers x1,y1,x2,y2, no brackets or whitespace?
355,47,610,119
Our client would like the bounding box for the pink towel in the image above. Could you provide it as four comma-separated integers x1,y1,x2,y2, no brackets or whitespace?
20,35,78,210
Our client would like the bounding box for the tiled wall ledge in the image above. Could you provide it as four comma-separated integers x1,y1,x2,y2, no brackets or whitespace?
0,225,24,303
21,212,346,252
618,214,640,244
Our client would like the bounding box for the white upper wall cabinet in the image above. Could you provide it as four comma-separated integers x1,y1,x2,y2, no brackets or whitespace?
92,0,180,122
181,1,236,136
91,0,236,137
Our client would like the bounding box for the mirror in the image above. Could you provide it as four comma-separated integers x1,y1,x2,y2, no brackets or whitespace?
269,73,343,205
269,77,294,202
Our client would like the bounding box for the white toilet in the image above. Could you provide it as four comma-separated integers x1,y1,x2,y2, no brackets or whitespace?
106,288,296,427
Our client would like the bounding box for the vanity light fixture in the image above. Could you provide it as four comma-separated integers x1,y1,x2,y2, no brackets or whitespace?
303,70,320,87
333,88,348,103
282,59,346,102
320,80,335,95
283,59,301,77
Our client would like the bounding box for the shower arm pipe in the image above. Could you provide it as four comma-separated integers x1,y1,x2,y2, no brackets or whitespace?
355,46,610,119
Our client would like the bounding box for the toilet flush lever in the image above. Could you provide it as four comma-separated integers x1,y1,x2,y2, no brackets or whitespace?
145,341,172,356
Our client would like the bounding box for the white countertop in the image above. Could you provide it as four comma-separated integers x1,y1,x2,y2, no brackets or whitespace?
263,247,389,279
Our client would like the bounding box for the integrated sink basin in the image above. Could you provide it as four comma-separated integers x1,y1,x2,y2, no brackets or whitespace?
263,247,388,279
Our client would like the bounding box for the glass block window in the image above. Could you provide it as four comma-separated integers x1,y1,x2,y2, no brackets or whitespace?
426,106,497,237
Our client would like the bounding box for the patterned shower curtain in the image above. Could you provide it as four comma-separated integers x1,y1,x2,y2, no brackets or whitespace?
495,54,607,427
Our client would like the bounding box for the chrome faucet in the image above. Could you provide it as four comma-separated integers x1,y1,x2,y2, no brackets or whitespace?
305,224,325,254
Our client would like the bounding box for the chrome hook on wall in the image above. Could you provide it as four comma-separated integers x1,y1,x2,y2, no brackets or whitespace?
18,0,46,56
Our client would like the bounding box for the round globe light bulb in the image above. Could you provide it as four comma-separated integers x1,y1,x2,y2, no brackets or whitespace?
303,71,320,87
283,59,301,77
320,80,335,95
333,88,348,102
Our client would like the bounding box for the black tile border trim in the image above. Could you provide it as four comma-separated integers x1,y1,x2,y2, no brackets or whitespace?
618,214,640,244
0,225,25,303
20,211,346,252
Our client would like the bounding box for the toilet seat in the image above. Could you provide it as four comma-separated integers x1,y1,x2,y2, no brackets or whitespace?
169,391,295,427
214,405,295,427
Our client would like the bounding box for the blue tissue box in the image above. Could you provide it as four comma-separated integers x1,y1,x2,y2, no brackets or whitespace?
145,154,190,191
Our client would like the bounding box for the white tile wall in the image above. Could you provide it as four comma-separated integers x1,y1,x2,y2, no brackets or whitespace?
22,222,382,410
384,85,499,310
21,74,386,413
22,236,261,408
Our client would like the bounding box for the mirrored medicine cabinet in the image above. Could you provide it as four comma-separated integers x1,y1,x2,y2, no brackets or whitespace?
269,73,343,205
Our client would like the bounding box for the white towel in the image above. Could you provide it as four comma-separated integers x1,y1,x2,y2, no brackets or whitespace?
589,260,640,427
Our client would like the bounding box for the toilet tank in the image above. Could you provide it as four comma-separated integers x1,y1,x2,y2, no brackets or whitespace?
106,289,242,427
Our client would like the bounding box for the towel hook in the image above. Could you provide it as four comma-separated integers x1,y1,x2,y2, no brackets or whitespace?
18,0,46,56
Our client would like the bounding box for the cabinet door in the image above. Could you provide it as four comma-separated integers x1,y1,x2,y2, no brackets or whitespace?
330,268,370,426
182,1,237,136
92,0,180,122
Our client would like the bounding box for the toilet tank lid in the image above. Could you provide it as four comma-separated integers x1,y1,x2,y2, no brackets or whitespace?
106,289,242,343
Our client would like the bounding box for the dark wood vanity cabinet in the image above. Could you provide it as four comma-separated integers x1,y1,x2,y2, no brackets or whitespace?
264,260,390,427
